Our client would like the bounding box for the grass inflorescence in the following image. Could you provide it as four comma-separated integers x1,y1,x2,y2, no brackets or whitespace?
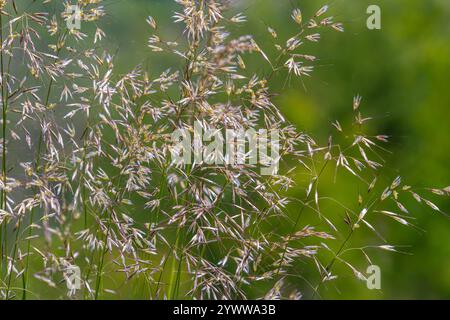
0,0,447,300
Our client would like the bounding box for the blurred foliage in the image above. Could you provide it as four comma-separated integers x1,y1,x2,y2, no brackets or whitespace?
41,0,448,299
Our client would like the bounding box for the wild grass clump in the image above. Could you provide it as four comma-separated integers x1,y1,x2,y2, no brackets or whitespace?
0,0,447,300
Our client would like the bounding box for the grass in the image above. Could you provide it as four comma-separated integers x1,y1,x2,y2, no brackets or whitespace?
0,0,447,300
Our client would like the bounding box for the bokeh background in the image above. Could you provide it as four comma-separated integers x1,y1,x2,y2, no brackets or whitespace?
26,0,450,299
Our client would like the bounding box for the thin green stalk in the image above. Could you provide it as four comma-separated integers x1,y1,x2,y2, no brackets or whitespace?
146,166,167,299
21,210,34,300
274,160,329,277
21,133,43,300
0,11,6,281
93,169,129,300
154,252,170,299
154,168,192,299
94,215,112,300
312,227,354,299
172,227,187,299
5,219,21,299
94,174,130,300
167,227,181,300
312,196,383,299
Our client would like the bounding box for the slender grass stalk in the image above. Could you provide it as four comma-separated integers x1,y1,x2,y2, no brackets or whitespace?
0,10,3,282
0,10,8,288
274,160,330,277
312,195,384,299
21,210,33,300
5,219,21,299
172,226,188,299
154,252,170,299
94,214,112,300
167,227,181,300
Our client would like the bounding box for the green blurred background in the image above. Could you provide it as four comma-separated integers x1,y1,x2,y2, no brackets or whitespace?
78,0,450,299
